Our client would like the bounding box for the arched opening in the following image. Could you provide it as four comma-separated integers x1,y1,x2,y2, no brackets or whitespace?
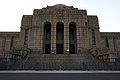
44,22,51,40
44,22,51,54
69,22,76,40
56,22,64,40
56,22,64,54
69,22,76,54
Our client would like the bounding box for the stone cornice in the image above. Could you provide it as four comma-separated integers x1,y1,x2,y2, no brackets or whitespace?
0,32,20,37
100,32,120,39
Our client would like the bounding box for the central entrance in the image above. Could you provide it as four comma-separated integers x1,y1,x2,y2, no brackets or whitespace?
56,22,64,54
57,44,63,54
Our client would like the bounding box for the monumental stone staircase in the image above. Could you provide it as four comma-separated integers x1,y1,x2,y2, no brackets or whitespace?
10,48,104,63
20,49,99,63
2,48,111,70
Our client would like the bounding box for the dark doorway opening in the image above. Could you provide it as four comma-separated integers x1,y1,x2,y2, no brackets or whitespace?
44,44,51,54
57,44,63,54
69,44,75,54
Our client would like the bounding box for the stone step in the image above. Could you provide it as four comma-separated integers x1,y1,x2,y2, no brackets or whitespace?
26,53,91,63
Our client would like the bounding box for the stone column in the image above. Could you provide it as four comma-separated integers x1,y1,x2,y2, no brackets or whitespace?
51,23,56,54
76,21,90,53
39,25,44,54
20,27,25,47
64,23,69,54
76,23,81,54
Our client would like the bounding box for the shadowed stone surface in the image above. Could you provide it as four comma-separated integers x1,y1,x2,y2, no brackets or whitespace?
0,4,120,64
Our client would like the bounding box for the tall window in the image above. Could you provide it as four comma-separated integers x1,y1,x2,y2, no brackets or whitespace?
91,29,96,45
44,44,51,54
10,36,14,50
69,28,74,40
24,29,29,45
44,22,51,54
56,22,64,40
69,22,76,54
69,22,76,40
44,22,51,40
57,44,63,54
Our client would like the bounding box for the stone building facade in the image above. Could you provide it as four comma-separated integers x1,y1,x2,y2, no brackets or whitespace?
0,4,120,63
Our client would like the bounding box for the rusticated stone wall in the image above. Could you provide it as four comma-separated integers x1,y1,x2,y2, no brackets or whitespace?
0,4,120,62
20,4,99,54
0,32,20,59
